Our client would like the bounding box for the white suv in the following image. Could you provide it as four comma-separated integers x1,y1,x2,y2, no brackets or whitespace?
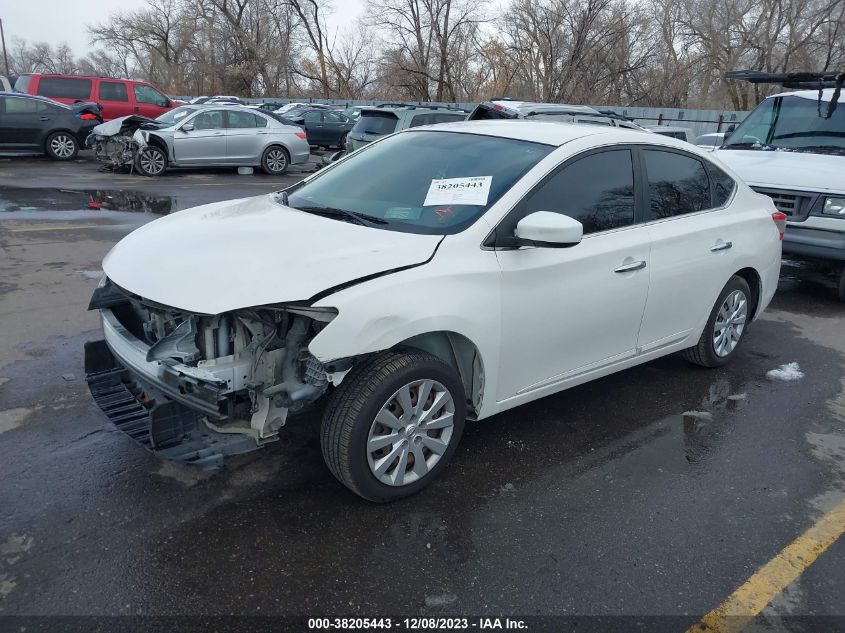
86,121,782,501
715,87,845,300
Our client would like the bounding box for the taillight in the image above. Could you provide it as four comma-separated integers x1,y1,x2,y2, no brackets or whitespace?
771,211,787,240
79,113,98,120
295,132,307,139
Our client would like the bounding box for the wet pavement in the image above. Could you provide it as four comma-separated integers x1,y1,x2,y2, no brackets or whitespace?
0,159,843,626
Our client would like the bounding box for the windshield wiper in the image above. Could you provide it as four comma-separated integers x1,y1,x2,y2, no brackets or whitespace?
295,205,389,226
722,141,777,150
787,145,845,156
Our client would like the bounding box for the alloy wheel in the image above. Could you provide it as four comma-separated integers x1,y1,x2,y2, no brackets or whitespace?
266,149,288,173
50,134,75,158
366,379,455,487
713,289,747,357
139,149,165,175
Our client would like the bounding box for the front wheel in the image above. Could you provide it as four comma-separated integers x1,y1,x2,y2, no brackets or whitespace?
683,275,752,367
321,350,466,502
262,146,289,174
45,132,79,160
135,146,167,176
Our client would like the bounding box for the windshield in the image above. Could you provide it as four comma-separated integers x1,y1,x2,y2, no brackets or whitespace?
156,106,198,125
722,95,845,154
284,131,553,234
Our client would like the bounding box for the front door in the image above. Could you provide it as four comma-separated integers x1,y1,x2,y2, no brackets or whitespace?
132,84,171,119
173,109,228,164
0,96,45,151
494,149,652,401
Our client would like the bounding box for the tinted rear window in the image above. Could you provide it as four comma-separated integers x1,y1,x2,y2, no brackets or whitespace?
37,77,92,100
14,75,32,93
352,112,398,136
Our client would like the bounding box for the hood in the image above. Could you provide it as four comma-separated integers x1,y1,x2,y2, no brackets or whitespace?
103,195,442,314
91,115,159,137
714,149,845,194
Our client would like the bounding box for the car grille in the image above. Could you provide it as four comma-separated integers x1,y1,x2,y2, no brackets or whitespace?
751,187,819,221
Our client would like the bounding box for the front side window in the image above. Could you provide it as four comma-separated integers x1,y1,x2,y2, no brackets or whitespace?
99,81,128,102
37,77,92,100
284,131,553,235
643,150,711,219
133,84,168,107
191,110,225,130
521,149,636,235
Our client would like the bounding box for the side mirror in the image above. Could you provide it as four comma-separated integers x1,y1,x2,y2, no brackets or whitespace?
181,123,194,132
515,211,583,247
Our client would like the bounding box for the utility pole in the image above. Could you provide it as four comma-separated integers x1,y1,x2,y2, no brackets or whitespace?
0,18,10,77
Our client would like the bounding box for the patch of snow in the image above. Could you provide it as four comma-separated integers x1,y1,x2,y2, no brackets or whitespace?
727,393,747,401
767,362,805,381
682,410,713,421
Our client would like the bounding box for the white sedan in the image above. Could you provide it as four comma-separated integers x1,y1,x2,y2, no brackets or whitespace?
86,121,783,501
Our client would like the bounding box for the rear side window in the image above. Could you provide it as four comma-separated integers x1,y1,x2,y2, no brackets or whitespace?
303,111,322,123
643,150,711,219
352,112,398,136
37,77,92,100
709,164,736,207
227,111,266,128
99,81,128,102
524,149,636,235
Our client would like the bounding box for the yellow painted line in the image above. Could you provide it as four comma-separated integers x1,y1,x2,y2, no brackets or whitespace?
7,224,107,233
687,499,845,633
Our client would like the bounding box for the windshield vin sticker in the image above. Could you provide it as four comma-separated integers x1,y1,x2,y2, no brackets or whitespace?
423,176,492,207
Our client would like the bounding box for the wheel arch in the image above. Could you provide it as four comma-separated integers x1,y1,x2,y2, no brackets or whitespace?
43,128,79,149
394,331,484,419
144,133,170,159
733,267,762,320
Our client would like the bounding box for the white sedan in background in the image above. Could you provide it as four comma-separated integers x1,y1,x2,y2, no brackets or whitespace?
86,121,783,501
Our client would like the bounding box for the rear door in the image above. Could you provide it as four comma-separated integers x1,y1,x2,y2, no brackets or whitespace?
302,110,325,144
0,96,47,150
132,83,171,119
637,147,741,352
225,110,267,163
97,80,134,119
173,109,228,164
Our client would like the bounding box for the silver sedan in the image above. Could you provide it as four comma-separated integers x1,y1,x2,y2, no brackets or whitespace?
131,105,311,176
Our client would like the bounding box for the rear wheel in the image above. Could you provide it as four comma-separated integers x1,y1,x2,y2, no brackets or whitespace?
45,132,79,160
135,146,167,176
262,146,289,175
838,265,845,302
340,133,348,150
684,275,752,368
321,350,466,502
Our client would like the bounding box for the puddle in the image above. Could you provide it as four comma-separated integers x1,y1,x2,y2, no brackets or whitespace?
0,186,176,215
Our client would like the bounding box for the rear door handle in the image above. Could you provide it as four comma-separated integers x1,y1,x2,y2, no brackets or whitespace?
710,241,733,252
614,260,647,273
39,116,50,121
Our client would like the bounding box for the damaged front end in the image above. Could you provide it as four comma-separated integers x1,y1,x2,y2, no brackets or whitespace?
85,115,160,170
84,277,344,469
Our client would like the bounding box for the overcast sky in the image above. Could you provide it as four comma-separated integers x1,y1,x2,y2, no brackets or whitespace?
1,0,366,56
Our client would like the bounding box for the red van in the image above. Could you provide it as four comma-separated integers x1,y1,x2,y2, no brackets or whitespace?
14,74,181,121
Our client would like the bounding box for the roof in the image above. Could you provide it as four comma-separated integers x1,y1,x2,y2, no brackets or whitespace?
487,100,601,116
404,120,629,145
769,88,837,102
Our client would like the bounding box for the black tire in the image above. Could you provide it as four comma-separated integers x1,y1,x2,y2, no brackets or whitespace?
261,145,289,175
321,349,466,502
838,265,845,303
340,133,348,150
683,275,753,368
135,145,168,177
44,131,79,161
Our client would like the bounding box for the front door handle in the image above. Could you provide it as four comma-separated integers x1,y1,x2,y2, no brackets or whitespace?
39,116,50,121
614,260,647,273
710,241,733,252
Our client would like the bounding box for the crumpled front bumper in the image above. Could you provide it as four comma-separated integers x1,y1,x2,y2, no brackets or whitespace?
84,310,264,469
